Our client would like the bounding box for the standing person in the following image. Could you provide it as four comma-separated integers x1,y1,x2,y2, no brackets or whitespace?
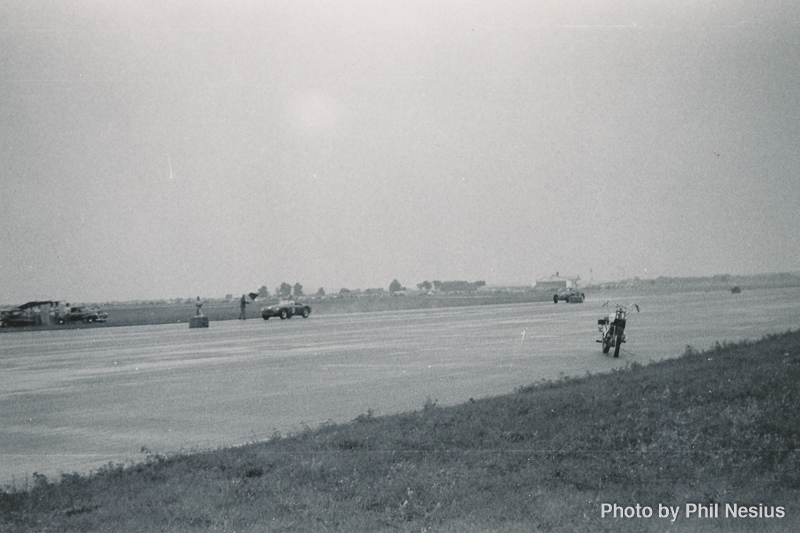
239,294,249,320
195,296,203,316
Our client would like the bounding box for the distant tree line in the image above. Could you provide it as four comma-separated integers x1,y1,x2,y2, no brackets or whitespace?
220,283,319,301
338,279,488,295
236,278,489,302
416,280,486,292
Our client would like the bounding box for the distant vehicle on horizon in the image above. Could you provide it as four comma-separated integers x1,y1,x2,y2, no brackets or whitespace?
261,300,311,320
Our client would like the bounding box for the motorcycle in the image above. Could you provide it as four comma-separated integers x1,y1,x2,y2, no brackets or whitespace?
597,301,639,358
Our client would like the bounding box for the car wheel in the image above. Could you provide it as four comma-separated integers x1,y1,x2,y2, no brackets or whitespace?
302,307,310,318
279,309,288,319
262,316,269,320
553,295,558,303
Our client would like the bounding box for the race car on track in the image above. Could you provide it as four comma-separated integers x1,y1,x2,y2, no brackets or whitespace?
553,289,585,303
261,300,311,320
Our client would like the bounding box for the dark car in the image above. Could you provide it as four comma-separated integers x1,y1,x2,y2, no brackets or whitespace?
261,300,311,320
56,306,108,324
553,289,585,303
88,308,108,323
0,309,36,327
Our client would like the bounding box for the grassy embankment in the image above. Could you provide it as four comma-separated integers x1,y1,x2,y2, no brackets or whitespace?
2,331,799,532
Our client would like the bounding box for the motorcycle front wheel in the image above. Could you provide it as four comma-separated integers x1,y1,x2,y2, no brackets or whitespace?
602,330,612,354
613,332,623,358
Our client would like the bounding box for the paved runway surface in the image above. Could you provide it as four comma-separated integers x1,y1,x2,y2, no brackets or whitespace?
2,287,798,486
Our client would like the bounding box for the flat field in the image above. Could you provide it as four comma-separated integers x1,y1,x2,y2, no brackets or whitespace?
1,302,799,532
8,291,555,329
1,286,798,488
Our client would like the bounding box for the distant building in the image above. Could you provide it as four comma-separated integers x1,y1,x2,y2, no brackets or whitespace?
533,273,577,291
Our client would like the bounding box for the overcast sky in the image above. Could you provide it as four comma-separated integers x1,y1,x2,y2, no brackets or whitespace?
2,1,799,303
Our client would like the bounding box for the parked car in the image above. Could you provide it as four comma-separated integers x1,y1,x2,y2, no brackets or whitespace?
88,308,108,323
553,289,585,304
56,306,108,324
261,300,311,320
0,309,36,327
